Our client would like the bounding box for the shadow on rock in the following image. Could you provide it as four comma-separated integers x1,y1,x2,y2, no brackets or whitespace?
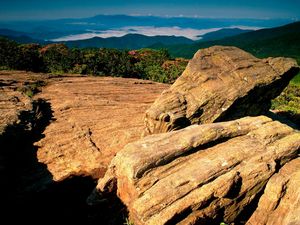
0,99,126,224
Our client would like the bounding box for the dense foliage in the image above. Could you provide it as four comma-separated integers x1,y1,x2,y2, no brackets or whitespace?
0,37,187,83
0,37,20,69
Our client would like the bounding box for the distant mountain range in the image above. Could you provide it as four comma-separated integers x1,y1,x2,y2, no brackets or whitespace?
0,29,51,44
198,28,252,41
0,27,251,50
64,33,194,49
156,21,300,59
1,19,299,66
0,14,295,40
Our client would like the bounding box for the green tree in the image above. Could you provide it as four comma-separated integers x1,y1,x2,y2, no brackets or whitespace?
40,43,72,73
0,37,20,69
82,48,136,77
144,65,168,83
17,44,44,72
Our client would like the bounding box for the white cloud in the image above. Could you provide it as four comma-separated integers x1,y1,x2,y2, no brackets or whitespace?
67,22,96,25
51,25,261,42
228,25,262,30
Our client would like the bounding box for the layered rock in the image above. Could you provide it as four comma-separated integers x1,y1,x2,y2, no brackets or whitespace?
94,116,300,225
35,76,168,181
0,71,33,134
246,157,300,225
0,71,54,213
144,46,299,135
0,71,34,192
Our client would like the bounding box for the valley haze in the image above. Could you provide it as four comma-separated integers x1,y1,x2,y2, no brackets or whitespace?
0,14,297,42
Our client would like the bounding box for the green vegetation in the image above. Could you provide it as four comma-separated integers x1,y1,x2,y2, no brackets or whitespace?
271,82,300,125
17,80,46,98
0,36,19,69
1,21,300,122
291,72,300,85
156,22,300,61
123,217,134,225
0,37,187,83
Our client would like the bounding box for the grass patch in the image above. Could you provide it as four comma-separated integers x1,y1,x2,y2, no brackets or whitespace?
17,80,46,98
290,72,300,86
271,83,300,126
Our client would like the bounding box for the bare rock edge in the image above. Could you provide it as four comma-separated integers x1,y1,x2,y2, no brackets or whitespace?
93,116,300,225
90,46,300,225
144,46,299,135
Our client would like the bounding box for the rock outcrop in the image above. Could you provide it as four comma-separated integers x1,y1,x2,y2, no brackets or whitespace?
247,157,300,225
0,71,56,223
94,116,300,225
0,71,34,134
0,71,34,193
144,46,299,135
35,76,168,181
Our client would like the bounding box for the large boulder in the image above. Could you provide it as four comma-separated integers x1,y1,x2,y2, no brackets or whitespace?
246,157,300,225
144,46,299,135
92,116,300,225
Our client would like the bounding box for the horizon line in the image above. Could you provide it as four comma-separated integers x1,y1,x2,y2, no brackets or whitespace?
0,13,298,22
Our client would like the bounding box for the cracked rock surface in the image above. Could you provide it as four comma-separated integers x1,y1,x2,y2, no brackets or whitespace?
144,46,299,135
95,116,300,225
247,157,300,225
35,76,168,181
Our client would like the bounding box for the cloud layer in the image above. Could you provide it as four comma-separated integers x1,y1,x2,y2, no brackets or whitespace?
51,25,261,41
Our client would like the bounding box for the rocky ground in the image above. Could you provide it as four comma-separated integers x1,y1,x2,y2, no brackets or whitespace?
93,47,300,225
35,75,168,181
0,70,168,224
0,46,299,225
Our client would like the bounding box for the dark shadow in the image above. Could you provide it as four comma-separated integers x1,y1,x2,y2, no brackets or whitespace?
215,67,299,123
0,98,126,225
165,207,194,225
233,187,267,225
266,111,300,130
10,176,127,225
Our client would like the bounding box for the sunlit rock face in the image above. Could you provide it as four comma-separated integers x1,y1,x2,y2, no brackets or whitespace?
144,46,299,135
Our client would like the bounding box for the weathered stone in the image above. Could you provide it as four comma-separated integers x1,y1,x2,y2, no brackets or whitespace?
246,157,300,225
144,46,299,135
94,116,300,225
35,76,168,181
0,71,55,214
0,71,34,194
0,71,33,134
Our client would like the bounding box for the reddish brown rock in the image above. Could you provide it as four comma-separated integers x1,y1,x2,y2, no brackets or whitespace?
0,71,34,190
94,116,300,225
35,76,168,181
0,71,35,133
246,157,300,225
144,46,299,135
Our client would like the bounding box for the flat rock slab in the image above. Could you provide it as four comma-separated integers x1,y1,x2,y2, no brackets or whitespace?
144,46,299,135
35,76,168,181
95,116,300,225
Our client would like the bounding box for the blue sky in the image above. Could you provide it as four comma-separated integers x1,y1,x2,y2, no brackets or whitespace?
1,0,300,21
